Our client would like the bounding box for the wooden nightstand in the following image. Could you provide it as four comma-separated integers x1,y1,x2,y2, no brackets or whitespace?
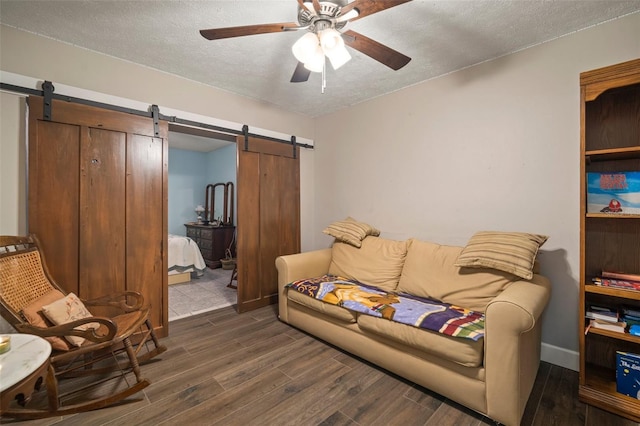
184,223,235,268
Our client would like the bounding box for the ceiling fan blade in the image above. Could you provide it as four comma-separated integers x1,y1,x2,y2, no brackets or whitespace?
297,0,316,15
291,62,311,83
340,0,413,22
312,0,322,14
200,22,300,40
336,9,359,23
342,30,411,70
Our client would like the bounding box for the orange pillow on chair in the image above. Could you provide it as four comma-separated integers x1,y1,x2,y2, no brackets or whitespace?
21,289,71,351
41,293,100,347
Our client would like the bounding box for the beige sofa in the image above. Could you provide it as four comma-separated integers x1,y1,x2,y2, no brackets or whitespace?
276,235,551,426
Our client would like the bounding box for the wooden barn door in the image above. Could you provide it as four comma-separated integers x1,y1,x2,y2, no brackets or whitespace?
28,96,168,335
236,136,300,313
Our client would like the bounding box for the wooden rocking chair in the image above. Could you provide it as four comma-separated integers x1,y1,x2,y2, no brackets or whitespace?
0,234,167,419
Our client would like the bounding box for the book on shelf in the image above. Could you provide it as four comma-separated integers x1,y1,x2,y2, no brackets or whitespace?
617,352,640,399
590,319,627,333
621,307,640,328
586,305,618,321
602,270,640,282
626,317,640,331
586,311,618,321
592,277,640,291
622,307,640,318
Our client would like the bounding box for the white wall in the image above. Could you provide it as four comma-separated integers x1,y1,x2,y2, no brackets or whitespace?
0,91,27,235
0,92,25,334
312,12,640,370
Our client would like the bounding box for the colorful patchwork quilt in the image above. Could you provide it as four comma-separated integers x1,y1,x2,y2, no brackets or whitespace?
286,274,485,341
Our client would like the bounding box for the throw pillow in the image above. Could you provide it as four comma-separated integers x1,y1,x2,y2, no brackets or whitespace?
323,217,380,248
21,289,71,351
454,231,548,280
41,292,100,347
329,236,407,292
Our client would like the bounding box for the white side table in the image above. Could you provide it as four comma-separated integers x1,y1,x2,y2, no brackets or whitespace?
0,334,51,413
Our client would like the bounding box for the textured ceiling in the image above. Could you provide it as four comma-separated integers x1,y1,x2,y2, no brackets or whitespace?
167,130,232,152
1,0,640,119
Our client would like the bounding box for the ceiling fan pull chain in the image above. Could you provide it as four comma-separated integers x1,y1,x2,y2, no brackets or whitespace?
322,59,326,94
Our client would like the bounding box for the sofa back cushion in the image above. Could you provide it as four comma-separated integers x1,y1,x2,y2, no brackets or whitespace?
397,239,515,312
329,236,408,292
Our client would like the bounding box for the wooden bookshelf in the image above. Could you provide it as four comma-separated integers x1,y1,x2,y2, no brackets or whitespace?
585,284,640,301
587,327,640,344
579,58,640,422
581,364,640,421
585,213,640,219
586,146,640,162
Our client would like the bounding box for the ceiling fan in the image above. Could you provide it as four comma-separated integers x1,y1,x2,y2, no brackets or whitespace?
199,0,413,86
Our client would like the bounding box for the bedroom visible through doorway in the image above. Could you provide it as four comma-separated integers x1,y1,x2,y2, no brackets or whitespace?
168,125,238,320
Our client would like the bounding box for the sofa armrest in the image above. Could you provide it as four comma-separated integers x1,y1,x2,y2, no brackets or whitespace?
483,274,551,426
276,248,332,323
486,274,550,333
275,248,332,286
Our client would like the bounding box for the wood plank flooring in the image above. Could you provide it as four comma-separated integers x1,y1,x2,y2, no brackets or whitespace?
4,305,638,426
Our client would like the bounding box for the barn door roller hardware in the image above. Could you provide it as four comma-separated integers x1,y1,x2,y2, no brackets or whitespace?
42,81,54,121
291,135,297,159
151,105,160,137
243,124,249,151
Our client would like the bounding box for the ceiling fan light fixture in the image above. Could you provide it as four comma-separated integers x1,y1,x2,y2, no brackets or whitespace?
292,32,320,63
326,44,351,70
319,28,342,51
303,45,325,72
319,28,351,70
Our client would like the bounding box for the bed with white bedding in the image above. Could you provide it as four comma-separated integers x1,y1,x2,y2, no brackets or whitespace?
168,234,207,284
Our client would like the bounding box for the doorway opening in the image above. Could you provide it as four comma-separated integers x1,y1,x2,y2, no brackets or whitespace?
167,124,238,321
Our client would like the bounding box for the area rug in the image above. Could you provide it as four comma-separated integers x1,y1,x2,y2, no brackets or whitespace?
168,267,237,321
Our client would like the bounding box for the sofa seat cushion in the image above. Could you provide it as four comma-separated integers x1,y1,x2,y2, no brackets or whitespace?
287,289,357,323
329,237,408,292
398,239,516,312
357,315,484,368
286,276,485,341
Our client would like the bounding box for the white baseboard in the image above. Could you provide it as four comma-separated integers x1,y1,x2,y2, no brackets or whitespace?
541,342,579,371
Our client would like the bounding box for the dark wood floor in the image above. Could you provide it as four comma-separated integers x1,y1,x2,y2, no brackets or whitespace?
4,305,639,425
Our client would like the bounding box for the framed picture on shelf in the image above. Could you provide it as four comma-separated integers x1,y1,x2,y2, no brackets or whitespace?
587,172,640,214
